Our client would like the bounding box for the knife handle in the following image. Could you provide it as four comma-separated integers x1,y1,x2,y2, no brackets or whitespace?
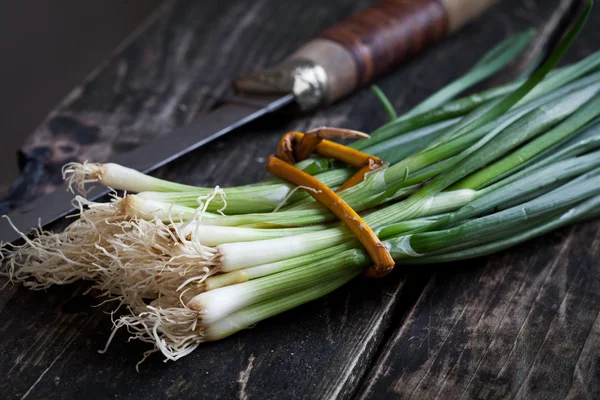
289,0,500,103
235,0,500,110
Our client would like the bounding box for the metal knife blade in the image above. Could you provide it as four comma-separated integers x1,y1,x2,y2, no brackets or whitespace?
0,94,294,244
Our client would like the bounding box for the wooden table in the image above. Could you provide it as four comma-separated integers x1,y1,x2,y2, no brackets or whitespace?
1,0,599,398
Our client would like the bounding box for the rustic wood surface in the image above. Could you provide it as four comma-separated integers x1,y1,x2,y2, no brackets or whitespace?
1,0,599,398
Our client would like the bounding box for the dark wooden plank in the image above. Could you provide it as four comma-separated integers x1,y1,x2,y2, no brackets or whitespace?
358,223,600,400
0,271,406,399
355,6,600,398
0,0,574,398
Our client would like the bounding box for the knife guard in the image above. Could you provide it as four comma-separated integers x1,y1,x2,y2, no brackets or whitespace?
235,0,499,109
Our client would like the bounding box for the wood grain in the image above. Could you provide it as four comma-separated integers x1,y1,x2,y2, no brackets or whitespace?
1,0,597,399
357,222,600,399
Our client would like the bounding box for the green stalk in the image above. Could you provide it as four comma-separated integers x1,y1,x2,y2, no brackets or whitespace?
456,153,600,221
215,189,475,270
351,86,512,151
189,249,367,324
396,174,600,255
207,186,600,341
453,93,600,190
473,119,600,192
351,29,546,151
521,49,600,104
360,87,600,228
136,167,354,213
371,85,398,121
402,194,600,264
180,223,328,247
361,118,458,164
335,73,600,212
205,242,357,289
205,271,360,341
204,215,444,290
378,153,600,238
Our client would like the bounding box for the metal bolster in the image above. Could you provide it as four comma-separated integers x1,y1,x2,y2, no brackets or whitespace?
233,59,328,111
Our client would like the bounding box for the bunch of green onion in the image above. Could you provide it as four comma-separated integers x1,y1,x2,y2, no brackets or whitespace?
3,6,600,363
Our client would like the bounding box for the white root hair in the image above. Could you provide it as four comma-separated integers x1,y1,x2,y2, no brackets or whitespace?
94,215,218,301
101,295,206,366
62,161,105,195
1,194,126,289
92,188,229,362
196,185,227,216
95,186,224,301
2,189,221,298
2,185,228,363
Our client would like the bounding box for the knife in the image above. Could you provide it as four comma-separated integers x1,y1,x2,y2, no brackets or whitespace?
0,0,499,244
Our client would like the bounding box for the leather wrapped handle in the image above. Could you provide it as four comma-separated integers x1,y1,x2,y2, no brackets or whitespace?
288,0,500,103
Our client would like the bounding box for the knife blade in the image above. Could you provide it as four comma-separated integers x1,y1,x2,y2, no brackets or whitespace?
0,0,500,243
0,94,294,244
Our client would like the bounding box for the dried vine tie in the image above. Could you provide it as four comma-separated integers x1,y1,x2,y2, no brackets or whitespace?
268,127,394,277
276,128,387,192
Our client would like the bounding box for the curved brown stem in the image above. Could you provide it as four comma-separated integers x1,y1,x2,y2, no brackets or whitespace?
267,155,395,277
336,158,385,192
277,128,373,167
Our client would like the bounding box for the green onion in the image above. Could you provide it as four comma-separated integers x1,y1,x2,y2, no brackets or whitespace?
3,4,598,363
371,85,398,121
